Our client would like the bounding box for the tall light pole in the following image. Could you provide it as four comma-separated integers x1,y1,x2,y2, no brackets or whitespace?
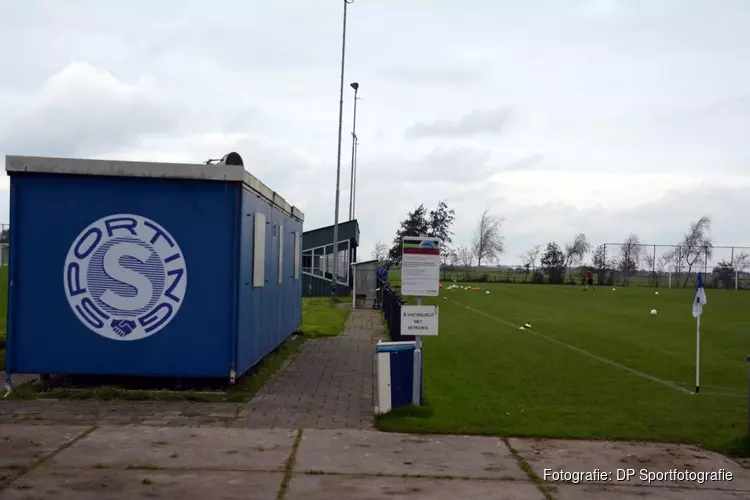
331,0,355,300
352,136,359,220
348,81,359,220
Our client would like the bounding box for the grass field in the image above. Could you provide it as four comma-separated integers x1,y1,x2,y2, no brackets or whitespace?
296,297,351,337
377,282,750,456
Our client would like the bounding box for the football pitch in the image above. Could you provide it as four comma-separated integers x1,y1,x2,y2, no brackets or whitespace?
377,282,750,456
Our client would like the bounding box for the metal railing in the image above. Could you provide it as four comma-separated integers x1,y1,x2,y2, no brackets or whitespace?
376,277,414,342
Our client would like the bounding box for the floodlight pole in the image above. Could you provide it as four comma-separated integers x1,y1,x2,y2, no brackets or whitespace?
348,82,359,220
331,0,355,300
352,137,359,219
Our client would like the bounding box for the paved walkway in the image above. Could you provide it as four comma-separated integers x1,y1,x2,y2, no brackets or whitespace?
234,308,384,429
0,308,384,429
2,424,749,499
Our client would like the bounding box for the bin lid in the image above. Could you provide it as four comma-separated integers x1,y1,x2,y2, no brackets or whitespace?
376,341,416,353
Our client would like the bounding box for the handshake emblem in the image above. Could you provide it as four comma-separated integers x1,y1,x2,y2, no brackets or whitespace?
110,319,137,337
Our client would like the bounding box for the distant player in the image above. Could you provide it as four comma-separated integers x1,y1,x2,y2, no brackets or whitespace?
584,270,595,291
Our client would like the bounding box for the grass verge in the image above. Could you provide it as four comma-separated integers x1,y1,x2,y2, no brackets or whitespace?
295,297,351,337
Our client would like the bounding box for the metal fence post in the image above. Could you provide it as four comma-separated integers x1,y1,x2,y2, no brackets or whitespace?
412,295,423,405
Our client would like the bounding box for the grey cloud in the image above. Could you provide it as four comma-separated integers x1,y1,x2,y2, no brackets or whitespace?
498,154,546,173
381,66,489,86
411,147,493,180
0,59,277,161
355,147,494,185
490,184,750,266
0,61,180,157
103,133,324,207
405,108,511,139
390,150,546,186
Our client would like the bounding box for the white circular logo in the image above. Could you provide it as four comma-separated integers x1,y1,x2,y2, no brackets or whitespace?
63,214,188,341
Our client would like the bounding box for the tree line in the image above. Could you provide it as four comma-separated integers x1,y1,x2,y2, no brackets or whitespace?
371,203,748,289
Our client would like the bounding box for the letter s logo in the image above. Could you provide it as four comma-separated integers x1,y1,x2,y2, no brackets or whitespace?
63,214,187,341
100,243,153,311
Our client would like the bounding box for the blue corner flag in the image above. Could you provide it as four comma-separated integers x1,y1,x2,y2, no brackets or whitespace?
692,272,707,318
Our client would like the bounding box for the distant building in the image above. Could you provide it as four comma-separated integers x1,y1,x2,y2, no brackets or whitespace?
301,219,359,296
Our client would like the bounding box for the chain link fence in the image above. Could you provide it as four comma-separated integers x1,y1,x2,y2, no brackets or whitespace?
410,243,750,289
599,243,750,289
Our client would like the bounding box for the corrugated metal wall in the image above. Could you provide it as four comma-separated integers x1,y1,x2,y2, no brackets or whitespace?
235,187,303,376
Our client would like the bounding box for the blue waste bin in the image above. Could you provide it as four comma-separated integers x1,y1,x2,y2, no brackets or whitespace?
376,341,423,413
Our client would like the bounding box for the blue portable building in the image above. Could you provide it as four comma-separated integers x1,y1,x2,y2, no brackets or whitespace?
3,153,304,385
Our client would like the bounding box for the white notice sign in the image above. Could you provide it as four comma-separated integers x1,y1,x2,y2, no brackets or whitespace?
401,236,441,296
401,305,439,336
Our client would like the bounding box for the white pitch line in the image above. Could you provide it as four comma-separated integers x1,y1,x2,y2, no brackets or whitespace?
666,381,746,398
450,299,694,396
667,381,743,391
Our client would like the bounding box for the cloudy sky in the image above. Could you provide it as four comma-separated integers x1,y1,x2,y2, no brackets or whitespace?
1,0,749,266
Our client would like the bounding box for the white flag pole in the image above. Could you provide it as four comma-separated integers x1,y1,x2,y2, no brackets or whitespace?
695,315,701,394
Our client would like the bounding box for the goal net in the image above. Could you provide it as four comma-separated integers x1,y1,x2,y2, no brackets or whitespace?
667,265,716,289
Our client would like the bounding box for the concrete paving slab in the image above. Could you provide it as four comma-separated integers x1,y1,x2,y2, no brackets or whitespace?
49,426,297,471
295,429,527,480
0,467,282,500
0,425,91,467
0,469,24,489
510,438,750,491
551,483,749,499
285,474,545,500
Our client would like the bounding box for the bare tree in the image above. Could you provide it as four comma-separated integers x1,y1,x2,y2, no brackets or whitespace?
678,216,713,287
471,209,505,269
520,245,541,282
618,234,642,286
643,253,656,286
733,251,750,272
528,245,541,271
457,246,474,281
657,252,674,271
371,241,388,265
447,248,459,281
564,233,591,283
651,252,673,287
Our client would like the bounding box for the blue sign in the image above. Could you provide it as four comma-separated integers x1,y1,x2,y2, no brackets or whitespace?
63,213,188,341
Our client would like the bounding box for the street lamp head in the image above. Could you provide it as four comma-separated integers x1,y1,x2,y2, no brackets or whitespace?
350,82,359,91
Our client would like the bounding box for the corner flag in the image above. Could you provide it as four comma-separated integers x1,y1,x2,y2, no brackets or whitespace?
692,272,707,318
693,272,707,394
